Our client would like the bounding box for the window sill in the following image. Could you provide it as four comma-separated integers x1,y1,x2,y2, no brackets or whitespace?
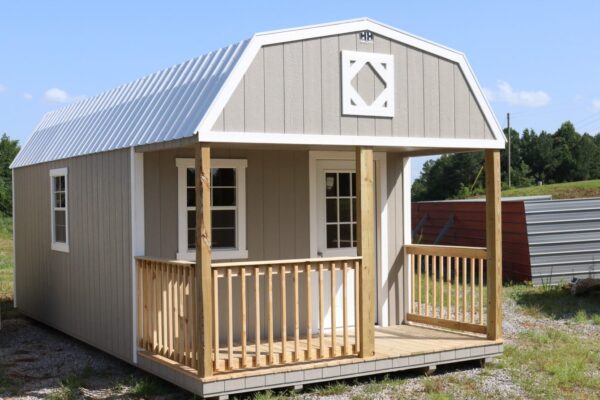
51,242,70,253
176,249,249,262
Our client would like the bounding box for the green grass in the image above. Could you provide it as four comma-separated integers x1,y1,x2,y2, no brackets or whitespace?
506,284,600,322
500,329,600,399
501,179,600,199
0,215,13,300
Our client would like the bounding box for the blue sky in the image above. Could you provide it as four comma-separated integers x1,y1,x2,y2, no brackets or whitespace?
2,1,600,180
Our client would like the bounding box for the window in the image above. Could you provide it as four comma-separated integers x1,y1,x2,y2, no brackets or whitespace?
177,159,247,260
325,172,357,249
50,168,69,252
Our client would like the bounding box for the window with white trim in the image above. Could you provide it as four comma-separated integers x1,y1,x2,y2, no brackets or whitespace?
50,168,69,252
176,159,248,261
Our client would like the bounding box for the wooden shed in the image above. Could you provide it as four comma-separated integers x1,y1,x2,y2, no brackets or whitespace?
11,19,506,398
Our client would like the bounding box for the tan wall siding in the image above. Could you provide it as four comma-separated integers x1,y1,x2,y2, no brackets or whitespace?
385,154,407,325
143,147,310,261
213,33,494,140
13,149,133,362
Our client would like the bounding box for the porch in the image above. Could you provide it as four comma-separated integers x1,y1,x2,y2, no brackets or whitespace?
137,323,502,397
132,144,503,397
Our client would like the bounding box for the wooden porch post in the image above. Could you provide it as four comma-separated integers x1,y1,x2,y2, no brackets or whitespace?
195,144,213,377
356,147,375,357
485,149,502,341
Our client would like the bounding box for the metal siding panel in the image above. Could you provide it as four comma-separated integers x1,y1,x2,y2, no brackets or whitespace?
244,49,266,132
423,53,440,137
320,36,341,135
438,59,455,138
391,42,409,137
283,42,304,134
264,45,285,133
302,39,322,134
453,64,470,138
339,34,358,135
407,47,424,137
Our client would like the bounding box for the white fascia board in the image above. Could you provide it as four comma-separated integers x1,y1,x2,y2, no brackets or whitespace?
194,18,506,147
199,131,506,150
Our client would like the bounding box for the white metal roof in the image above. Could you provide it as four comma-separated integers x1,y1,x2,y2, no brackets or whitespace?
11,39,249,168
12,18,505,168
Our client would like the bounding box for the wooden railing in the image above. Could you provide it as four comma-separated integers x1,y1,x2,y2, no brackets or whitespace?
211,257,361,372
137,257,198,369
136,256,362,373
405,244,488,335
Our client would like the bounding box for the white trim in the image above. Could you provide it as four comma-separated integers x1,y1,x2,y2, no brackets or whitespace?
341,50,394,117
130,148,145,363
199,132,505,150
195,18,506,146
49,167,69,253
308,151,388,326
402,157,412,319
176,158,248,261
12,169,16,309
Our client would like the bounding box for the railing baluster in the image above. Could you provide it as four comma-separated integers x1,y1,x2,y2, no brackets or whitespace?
267,266,274,365
280,265,287,364
462,258,467,322
212,269,219,370
254,266,261,367
293,264,300,362
440,256,444,319
454,256,459,321
470,257,475,324
447,256,451,322
343,261,349,355
330,262,337,358
189,265,197,369
417,255,422,316
240,266,247,368
318,263,325,358
306,263,313,361
432,255,437,318
479,259,484,324
354,260,360,354
227,268,233,370
425,255,430,317
411,253,415,313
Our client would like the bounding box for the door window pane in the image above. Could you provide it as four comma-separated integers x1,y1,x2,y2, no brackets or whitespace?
324,171,357,249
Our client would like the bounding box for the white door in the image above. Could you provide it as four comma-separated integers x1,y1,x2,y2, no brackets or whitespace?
313,160,379,330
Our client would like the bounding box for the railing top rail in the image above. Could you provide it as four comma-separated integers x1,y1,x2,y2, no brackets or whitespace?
135,256,194,266
212,256,362,269
404,244,487,259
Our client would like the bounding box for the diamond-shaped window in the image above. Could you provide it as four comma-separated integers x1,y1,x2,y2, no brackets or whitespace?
351,62,387,106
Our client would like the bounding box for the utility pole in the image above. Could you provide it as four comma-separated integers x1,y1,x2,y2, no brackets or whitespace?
507,112,511,188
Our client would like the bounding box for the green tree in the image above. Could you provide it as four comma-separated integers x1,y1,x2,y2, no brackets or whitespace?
0,134,20,215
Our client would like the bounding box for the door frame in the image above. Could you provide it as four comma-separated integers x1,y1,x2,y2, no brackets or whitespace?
309,150,389,327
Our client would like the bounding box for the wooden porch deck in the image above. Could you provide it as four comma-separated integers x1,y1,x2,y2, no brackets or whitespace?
138,323,502,397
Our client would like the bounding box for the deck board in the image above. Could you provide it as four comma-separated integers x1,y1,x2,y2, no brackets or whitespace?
139,324,501,383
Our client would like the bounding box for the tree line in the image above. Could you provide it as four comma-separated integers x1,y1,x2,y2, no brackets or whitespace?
0,134,20,216
412,121,600,201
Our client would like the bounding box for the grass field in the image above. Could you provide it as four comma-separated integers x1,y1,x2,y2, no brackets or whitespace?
0,215,17,321
502,179,600,199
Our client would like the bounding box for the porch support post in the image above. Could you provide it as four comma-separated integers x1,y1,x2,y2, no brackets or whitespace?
356,147,375,357
195,143,213,377
485,149,502,341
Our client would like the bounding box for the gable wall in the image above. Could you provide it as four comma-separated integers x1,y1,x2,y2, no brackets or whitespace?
212,32,494,140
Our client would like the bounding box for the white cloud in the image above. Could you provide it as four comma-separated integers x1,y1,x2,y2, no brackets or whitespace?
592,98,600,112
44,87,73,103
484,80,550,108
0,83,5,93
22,92,33,100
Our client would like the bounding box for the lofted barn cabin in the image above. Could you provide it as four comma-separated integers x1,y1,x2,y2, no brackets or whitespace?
11,19,505,398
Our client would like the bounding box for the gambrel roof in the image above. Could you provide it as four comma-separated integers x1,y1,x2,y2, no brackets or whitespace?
12,18,505,168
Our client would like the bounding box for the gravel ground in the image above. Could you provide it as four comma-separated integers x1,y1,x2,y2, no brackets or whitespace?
0,294,598,399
